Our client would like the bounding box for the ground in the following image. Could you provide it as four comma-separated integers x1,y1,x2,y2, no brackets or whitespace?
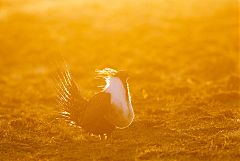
0,0,239,161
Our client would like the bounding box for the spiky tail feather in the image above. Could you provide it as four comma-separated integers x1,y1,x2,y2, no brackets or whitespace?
53,62,87,127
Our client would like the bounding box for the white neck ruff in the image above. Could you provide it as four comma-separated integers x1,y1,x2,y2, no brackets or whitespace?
104,77,134,128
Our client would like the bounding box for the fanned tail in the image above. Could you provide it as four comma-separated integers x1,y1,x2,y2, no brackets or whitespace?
54,63,87,127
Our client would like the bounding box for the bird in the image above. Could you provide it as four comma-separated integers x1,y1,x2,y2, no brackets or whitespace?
55,66,134,140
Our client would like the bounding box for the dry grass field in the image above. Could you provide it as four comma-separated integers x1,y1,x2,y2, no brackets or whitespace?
0,0,239,160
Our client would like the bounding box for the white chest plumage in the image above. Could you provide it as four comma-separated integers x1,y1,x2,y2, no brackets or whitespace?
104,77,134,128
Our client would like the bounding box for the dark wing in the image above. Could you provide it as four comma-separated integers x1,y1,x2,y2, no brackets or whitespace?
55,66,87,127
81,92,115,134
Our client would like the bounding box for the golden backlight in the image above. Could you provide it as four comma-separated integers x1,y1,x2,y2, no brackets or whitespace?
0,0,239,160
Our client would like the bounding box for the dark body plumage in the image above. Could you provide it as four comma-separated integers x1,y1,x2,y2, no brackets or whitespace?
56,67,116,137
81,92,115,135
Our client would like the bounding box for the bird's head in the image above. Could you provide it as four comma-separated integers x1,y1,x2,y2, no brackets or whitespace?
96,68,129,81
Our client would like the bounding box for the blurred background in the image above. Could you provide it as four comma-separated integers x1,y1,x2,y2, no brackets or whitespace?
0,0,239,161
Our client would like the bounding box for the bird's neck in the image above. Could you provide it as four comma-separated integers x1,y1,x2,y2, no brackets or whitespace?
105,77,129,105
104,77,134,128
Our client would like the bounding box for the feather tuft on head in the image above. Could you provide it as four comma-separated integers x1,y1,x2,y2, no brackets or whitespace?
95,68,118,78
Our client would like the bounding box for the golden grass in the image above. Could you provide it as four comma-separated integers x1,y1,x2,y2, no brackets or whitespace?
0,0,239,160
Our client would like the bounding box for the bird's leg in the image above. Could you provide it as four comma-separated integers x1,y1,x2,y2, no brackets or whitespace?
99,134,105,141
80,128,83,143
106,133,113,143
104,134,108,140
100,134,108,141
